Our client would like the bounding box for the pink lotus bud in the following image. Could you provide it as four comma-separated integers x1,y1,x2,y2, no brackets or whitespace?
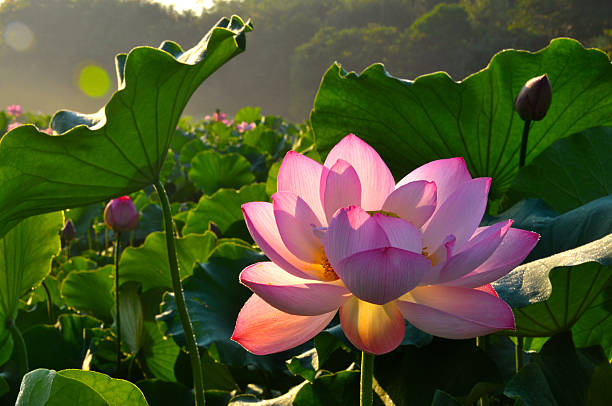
514,74,552,121
62,219,77,242
104,196,138,232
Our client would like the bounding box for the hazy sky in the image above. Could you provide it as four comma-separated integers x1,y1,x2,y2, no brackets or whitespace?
148,0,214,14
0,0,215,15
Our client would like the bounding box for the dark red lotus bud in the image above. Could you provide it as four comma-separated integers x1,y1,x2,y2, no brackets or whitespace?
514,74,552,121
104,196,138,233
62,219,76,242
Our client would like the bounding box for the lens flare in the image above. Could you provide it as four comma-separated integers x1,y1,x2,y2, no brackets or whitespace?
3,21,34,52
78,65,110,98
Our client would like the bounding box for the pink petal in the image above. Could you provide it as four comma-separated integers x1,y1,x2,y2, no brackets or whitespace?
444,228,540,288
243,202,321,280
320,159,362,223
382,181,437,229
435,220,513,284
323,206,389,265
421,177,491,254
277,151,326,223
397,285,515,339
396,157,471,207
232,294,336,355
273,191,325,264
340,296,405,354
323,134,395,211
372,213,422,253
335,247,430,304
475,284,499,297
240,262,350,316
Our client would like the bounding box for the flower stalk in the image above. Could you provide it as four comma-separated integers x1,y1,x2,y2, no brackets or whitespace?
7,319,28,375
114,233,123,373
519,120,531,168
515,336,524,372
154,180,205,406
360,351,375,406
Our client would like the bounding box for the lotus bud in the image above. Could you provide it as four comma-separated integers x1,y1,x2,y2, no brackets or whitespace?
62,219,77,242
104,196,138,233
514,74,552,121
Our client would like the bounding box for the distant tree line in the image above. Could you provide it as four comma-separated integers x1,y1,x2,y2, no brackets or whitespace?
0,0,610,120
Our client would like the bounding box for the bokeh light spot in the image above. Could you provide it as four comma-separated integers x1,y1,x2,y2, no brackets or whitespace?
78,65,110,98
3,21,34,52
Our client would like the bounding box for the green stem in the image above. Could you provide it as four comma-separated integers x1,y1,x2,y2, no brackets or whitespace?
41,281,54,324
154,180,205,406
7,320,28,375
114,234,123,374
519,120,531,168
360,351,375,406
476,337,489,406
515,336,524,372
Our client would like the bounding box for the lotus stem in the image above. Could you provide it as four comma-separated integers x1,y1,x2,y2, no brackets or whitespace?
515,336,524,372
41,280,54,323
154,180,205,406
7,320,28,375
114,233,123,374
519,120,531,168
360,351,375,406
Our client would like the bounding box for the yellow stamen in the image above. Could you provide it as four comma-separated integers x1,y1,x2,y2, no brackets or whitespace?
421,246,433,266
366,210,400,218
321,255,339,281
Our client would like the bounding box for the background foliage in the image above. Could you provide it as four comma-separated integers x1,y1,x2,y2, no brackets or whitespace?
0,0,610,120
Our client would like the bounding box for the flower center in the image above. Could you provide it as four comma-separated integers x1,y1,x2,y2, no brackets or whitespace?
366,210,400,218
320,255,339,281
421,246,433,265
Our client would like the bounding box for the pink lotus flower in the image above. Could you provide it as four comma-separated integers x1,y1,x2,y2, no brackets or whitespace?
237,121,255,133
213,112,226,122
6,104,22,117
232,134,539,355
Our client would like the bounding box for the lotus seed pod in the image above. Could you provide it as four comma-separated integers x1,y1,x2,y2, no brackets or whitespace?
104,196,139,233
514,74,552,121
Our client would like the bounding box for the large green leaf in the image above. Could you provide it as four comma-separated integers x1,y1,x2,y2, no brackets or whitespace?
373,339,502,406
572,283,612,358
61,265,114,323
0,16,252,237
140,322,179,382
493,234,611,336
188,150,256,195
292,370,360,406
0,212,62,354
506,127,612,213
22,314,100,371
182,183,268,240
484,196,612,263
136,380,193,406
119,231,216,292
310,39,612,199
15,368,148,406
504,332,612,406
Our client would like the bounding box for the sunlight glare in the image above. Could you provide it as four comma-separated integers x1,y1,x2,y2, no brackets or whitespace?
3,21,34,52
77,64,111,98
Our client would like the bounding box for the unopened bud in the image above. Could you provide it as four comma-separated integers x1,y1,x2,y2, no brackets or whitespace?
514,74,552,121
104,196,138,233
62,219,76,242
